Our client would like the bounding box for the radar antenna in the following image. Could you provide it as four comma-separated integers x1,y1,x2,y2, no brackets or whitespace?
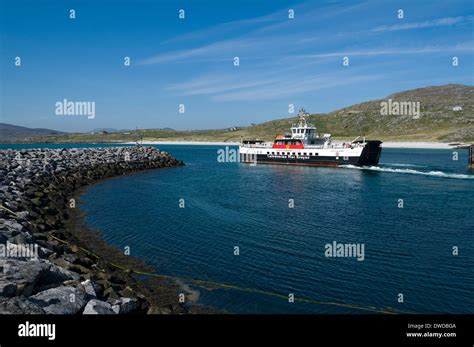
297,108,309,127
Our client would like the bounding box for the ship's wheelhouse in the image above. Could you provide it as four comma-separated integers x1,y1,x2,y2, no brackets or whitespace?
291,127,316,136
290,125,318,143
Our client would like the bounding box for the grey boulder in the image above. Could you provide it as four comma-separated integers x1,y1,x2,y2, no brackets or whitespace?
28,286,87,314
83,299,116,314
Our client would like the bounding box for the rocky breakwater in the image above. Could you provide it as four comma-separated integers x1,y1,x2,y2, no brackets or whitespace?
0,146,185,314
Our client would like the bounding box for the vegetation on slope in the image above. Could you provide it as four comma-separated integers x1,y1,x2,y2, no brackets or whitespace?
8,84,474,144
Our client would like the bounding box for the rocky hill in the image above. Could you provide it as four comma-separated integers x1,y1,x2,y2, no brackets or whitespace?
317,84,473,142
2,84,473,143
0,124,65,143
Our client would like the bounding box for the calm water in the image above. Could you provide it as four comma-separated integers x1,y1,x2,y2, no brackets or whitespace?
2,144,473,313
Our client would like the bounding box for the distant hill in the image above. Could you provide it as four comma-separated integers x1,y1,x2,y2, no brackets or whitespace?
90,127,175,134
2,84,473,143
0,123,65,143
90,128,130,134
316,84,474,142
232,84,473,142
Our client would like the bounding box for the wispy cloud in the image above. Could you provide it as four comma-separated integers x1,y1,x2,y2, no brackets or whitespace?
161,9,285,44
138,0,371,66
167,67,385,102
212,74,384,101
167,75,280,96
138,36,273,65
293,43,474,59
139,1,473,105
372,16,473,32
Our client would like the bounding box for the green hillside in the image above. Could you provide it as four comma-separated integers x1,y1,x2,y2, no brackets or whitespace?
26,84,474,143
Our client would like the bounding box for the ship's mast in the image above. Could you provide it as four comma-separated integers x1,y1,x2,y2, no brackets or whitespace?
297,108,310,127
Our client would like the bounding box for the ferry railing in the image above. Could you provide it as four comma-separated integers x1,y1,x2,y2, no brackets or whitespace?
240,143,272,148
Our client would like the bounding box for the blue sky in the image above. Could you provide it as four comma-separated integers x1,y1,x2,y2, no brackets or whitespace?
1,0,473,132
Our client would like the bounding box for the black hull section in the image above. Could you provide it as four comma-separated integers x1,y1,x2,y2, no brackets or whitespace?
357,141,382,166
240,141,382,167
252,155,360,167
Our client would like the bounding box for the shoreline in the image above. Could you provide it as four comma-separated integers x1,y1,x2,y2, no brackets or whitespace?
67,170,214,314
123,140,459,149
0,146,210,314
124,141,241,146
380,141,455,149
1,140,464,150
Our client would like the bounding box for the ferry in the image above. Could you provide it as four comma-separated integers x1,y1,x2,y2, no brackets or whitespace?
239,108,382,167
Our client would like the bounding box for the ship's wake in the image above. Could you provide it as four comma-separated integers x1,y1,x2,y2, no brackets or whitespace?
379,163,427,168
341,165,474,179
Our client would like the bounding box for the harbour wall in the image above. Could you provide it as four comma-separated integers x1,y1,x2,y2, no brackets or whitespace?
0,146,188,314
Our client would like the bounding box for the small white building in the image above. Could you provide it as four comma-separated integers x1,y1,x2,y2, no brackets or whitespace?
452,106,463,111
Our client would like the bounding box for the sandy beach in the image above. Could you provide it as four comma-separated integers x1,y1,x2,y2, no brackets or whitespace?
380,142,455,149
125,140,458,149
125,141,241,146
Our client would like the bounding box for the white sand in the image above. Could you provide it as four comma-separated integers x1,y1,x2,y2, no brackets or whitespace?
124,140,459,149
123,141,240,146
381,142,454,149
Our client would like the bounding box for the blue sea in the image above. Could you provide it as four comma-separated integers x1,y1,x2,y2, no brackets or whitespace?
2,144,473,314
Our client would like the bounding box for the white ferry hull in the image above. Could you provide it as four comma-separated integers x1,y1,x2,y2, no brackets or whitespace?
239,141,382,167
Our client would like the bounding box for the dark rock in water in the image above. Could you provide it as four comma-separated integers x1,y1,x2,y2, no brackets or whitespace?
103,287,120,303
119,286,135,298
73,255,94,268
147,306,172,314
70,264,91,275
0,146,184,314
28,286,87,314
30,198,42,207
